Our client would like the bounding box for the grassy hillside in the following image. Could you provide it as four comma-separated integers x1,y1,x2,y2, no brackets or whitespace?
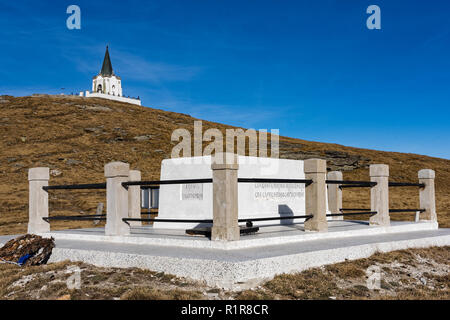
0,94,448,234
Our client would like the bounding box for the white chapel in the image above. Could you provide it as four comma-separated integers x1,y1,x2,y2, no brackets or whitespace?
80,46,141,106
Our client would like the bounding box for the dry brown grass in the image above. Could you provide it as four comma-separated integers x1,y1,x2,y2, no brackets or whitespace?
236,246,450,300
0,94,448,234
0,260,206,300
121,287,203,300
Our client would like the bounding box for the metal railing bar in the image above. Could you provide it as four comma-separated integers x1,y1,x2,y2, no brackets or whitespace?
124,218,213,223
43,215,106,222
389,209,426,213
123,214,314,224
326,180,377,186
123,179,213,187
239,215,313,223
339,184,374,189
238,178,313,186
327,211,377,217
43,183,106,191
126,178,315,188
389,182,425,188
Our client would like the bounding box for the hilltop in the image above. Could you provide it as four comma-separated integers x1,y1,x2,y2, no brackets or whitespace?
0,94,448,234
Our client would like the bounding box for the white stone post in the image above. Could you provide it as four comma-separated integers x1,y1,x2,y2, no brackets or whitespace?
211,153,240,241
28,168,50,234
327,171,343,220
370,164,390,227
415,211,420,223
304,159,328,232
105,162,130,236
128,170,142,227
418,169,437,223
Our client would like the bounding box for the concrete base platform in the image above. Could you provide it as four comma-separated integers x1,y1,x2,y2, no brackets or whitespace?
1,221,449,290
31,220,441,250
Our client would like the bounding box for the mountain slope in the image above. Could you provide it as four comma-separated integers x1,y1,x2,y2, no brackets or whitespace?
0,94,448,234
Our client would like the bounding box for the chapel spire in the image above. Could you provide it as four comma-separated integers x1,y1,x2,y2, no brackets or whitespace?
100,46,114,77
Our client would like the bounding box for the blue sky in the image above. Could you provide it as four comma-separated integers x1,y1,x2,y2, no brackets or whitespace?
0,1,449,159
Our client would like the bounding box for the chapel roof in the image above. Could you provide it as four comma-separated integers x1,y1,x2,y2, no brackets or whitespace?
100,46,114,77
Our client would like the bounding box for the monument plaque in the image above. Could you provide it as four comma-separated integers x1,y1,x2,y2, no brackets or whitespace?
254,183,304,201
181,184,204,200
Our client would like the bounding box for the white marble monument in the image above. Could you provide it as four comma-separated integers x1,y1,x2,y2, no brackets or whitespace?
154,156,330,229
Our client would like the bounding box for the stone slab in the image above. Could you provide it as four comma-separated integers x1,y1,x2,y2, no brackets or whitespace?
155,156,330,229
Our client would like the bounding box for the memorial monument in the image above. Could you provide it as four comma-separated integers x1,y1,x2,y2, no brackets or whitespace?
154,155,331,229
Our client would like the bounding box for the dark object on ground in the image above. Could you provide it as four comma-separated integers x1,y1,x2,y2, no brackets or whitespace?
0,234,55,266
185,226,259,237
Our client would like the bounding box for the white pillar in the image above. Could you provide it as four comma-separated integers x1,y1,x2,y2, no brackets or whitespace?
211,153,240,241
128,170,142,227
105,162,130,236
370,164,390,226
28,168,50,234
327,171,343,220
304,159,328,232
418,169,437,223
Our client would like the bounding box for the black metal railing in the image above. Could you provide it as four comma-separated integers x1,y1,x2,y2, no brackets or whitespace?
328,180,425,188
42,183,107,224
124,217,212,224
44,176,426,228
43,214,106,222
122,178,213,188
123,214,314,225
124,210,380,227
389,182,425,188
339,184,373,189
327,211,377,218
326,180,377,186
326,180,377,189
43,183,106,191
238,178,313,186
124,177,314,188
239,215,313,223
340,208,425,214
